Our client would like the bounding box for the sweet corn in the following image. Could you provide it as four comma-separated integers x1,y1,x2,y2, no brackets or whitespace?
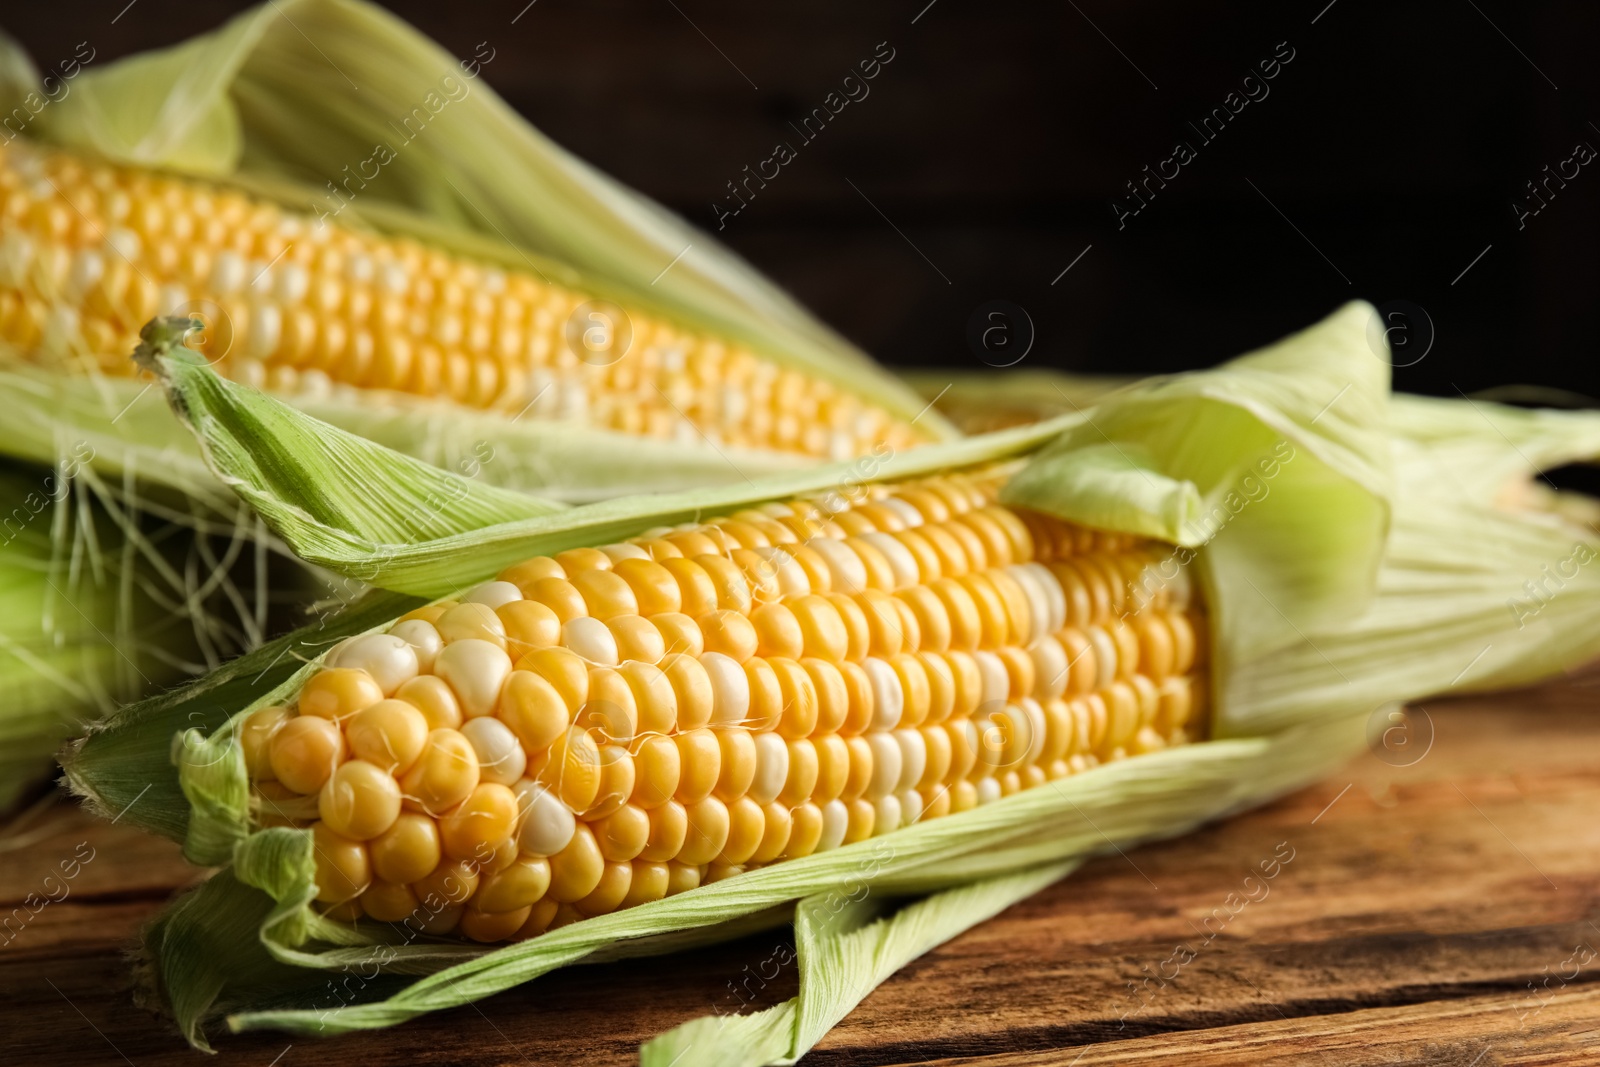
241,467,1206,941
0,140,926,460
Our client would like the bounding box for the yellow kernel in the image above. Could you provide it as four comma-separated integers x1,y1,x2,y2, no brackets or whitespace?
497,670,572,753
622,861,670,908
630,734,682,809
813,735,850,802
580,667,639,747
838,661,874,736
414,857,480,907
694,555,752,614
743,658,783,732
311,821,370,903
699,609,759,662
742,801,788,864
616,662,673,739
652,613,704,658
498,599,561,655
270,715,346,794
640,799,689,862
573,862,633,917
749,602,802,660
299,667,384,721
779,739,820,806
771,658,820,739
595,804,651,862
555,547,612,573
678,796,730,865
239,705,292,780
318,759,403,840
534,727,602,812
499,556,566,595
436,602,508,645
672,728,721,803
460,905,532,942
611,558,682,616
362,880,420,922
440,783,519,861
345,699,429,775
515,646,590,709
843,797,876,843
718,796,765,865
782,803,823,859
400,728,481,815
585,747,635,819
570,568,639,620
546,824,605,902
474,856,551,913
602,614,661,664
661,557,719,617
530,577,588,622
712,729,757,802
370,811,442,884
802,659,849,736
395,675,463,730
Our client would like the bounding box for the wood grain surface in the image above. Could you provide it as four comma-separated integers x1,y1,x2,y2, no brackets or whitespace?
3,670,1597,1066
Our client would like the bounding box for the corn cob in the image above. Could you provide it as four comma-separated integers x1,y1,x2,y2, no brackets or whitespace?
0,140,924,461
236,467,1204,941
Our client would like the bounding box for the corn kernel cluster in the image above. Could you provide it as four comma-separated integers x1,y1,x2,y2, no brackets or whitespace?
0,142,923,459
240,469,1205,942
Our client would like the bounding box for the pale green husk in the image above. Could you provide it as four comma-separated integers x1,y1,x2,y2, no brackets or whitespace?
61,303,1600,1060
0,0,950,503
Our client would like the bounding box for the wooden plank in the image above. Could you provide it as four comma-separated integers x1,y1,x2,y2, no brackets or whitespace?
0,676,1596,1064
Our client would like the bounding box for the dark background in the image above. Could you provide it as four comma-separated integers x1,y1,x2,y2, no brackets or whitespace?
7,1,1599,401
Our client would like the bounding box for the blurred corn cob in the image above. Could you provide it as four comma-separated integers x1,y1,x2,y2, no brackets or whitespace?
0,140,924,462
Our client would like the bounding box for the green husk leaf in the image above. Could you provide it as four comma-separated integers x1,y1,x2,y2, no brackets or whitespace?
640,861,1080,1067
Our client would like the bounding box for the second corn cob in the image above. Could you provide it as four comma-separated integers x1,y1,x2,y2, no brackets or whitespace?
0,141,924,461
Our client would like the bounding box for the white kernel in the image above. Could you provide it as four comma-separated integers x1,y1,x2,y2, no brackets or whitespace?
701,652,750,727
514,780,576,856
1019,697,1048,767
880,497,925,528
865,732,901,798
808,538,868,595
975,777,1002,805
897,788,924,825
972,651,1010,712
210,250,247,294
335,633,419,696
66,248,104,299
817,799,849,852
388,619,443,674
862,658,903,731
463,580,523,609
297,368,332,400
274,261,311,304
462,717,526,786
894,728,927,792
1007,564,1051,644
1084,626,1118,692
562,616,618,666
1029,637,1069,700
233,359,266,389
752,546,809,599
749,732,789,805
245,301,282,358
859,532,919,589
597,543,650,565
873,792,902,834
1028,562,1068,634
434,638,512,718
103,227,141,262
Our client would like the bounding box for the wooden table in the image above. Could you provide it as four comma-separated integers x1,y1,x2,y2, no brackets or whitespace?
5,672,1598,1066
